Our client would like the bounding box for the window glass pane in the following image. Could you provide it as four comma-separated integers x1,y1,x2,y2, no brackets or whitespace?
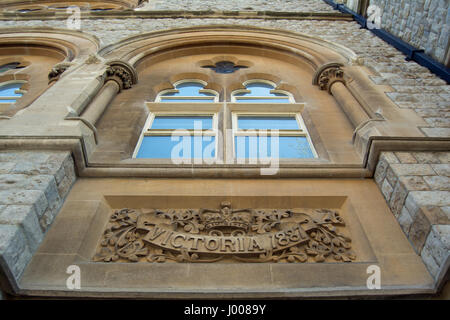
234,98,290,103
159,98,215,103
161,82,215,98
136,135,215,159
0,83,23,97
0,63,20,73
235,136,314,159
238,116,299,130
233,82,290,102
151,116,213,130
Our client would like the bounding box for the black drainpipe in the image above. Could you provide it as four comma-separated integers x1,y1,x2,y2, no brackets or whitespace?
322,0,450,83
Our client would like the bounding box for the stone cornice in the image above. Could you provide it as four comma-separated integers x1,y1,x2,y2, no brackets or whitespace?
0,10,353,21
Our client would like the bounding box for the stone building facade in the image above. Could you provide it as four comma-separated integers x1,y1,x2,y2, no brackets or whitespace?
0,0,448,299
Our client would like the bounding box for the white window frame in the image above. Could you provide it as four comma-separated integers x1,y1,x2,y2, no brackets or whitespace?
231,112,318,160
132,111,219,160
156,79,219,103
230,79,295,103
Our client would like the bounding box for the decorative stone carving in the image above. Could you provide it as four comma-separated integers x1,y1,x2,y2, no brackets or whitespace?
48,62,73,83
93,202,355,263
317,66,345,92
105,61,137,90
312,62,346,93
202,61,248,74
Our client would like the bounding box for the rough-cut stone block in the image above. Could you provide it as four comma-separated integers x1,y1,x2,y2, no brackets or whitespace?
412,152,441,164
409,210,432,254
420,206,450,225
421,244,440,280
425,225,450,268
389,181,409,217
0,162,14,174
374,157,389,186
0,205,43,252
0,152,49,164
390,164,436,176
421,127,450,137
39,208,58,233
398,206,414,235
423,175,450,191
407,191,450,211
380,152,399,164
431,164,450,176
0,190,48,218
0,224,32,279
385,167,398,187
381,179,394,201
395,152,417,164
57,174,75,200
399,175,430,191
436,152,450,164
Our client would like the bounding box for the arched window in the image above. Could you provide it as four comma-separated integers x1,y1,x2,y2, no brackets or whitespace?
0,82,26,104
0,62,24,73
156,80,218,103
133,78,316,160
231,80,293,103
134,80,219,159
231,80,316,160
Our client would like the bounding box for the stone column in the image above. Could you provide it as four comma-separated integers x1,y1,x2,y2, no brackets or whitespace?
81,80,120,125
80,61,137,126
329,81,370,127
313,63,370,129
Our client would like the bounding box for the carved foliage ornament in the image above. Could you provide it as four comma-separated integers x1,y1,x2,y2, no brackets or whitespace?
318,66,345,92
94,202,355,264
105,65,135,90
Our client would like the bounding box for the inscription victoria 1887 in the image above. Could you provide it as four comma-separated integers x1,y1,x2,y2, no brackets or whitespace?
93,202,356,263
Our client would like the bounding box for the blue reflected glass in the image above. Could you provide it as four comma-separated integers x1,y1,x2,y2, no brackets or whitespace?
238,116,299,130
235,136,314,159
160,98,215,103
160,82,216,101
233,82,289,102
234,98,290,103
151,116,213,130
0,83,23,103
136,135,216,159
0,83,23,97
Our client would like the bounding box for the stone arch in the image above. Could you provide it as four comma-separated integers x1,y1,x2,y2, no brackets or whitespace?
0,0,138,11
0,28,99,116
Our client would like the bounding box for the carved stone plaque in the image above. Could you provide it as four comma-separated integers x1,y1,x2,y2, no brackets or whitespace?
93,202,355,263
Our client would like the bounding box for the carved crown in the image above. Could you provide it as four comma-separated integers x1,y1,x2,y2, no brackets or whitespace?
200,201,253,231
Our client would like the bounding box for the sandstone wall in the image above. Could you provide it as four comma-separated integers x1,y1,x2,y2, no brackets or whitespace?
0,18,447,137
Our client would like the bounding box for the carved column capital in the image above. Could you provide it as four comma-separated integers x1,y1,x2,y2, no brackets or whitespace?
312,62,346,93
105,60,138,91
